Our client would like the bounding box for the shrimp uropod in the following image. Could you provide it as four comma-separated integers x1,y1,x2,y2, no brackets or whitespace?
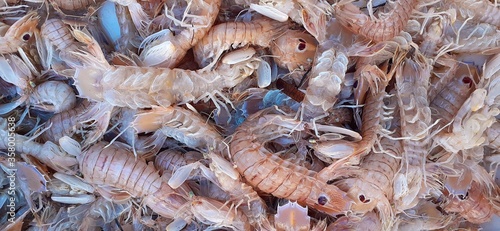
302,40,349,119
229,110,354,216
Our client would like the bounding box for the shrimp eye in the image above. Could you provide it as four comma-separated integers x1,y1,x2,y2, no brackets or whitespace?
359,195,370,203
462,76,472,87
297,38,306,51
22,33,31,41
318,195,328,205
353,80,358,89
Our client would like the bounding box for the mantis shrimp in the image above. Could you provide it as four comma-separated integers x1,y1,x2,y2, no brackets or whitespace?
430,63,480,129
78,141,200,226
323,88,402,230
434,53,500,153
78,142,254,230
393,52,435,211
73,46,261,109
229,109,354,216
334,0,420,42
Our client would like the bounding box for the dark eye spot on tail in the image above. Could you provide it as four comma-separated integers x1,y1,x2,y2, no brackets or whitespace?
298,39,306,51
318,195,328,205
22,33,31,41
359,195,370,203
462,76,473,87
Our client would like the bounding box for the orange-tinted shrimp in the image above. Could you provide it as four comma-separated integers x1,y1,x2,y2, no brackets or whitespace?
78,141,191,219
270,30,317,72
445,181,499,224
335,0,419,42
193,18,287,68
230,110,354,216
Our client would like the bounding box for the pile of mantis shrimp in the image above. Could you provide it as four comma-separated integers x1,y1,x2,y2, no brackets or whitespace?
0,0,500,230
